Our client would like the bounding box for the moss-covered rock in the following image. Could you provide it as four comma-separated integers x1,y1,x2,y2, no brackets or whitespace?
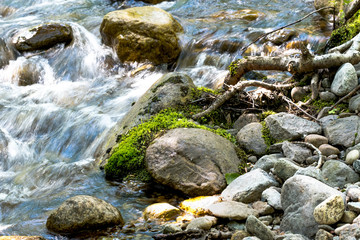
328,9,360,48
95,73,195,164
100,6,183,65
12,23,73,52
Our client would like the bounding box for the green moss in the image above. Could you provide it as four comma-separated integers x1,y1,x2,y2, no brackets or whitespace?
261,121,276,147
105,109,236,181
328,9,360,48
228,59,241,77
259,110,276,121
312,99,335,110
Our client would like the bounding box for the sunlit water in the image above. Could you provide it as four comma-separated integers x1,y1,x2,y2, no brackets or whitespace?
0,0,330,238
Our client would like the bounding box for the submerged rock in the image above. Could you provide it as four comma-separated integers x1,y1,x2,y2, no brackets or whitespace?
46,195,124,234
12,23,73,52
0,38,16,68
146,128,242,196
100,6,182,65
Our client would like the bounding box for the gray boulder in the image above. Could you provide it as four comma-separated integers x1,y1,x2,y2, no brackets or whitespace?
96,73,195,163
273,158,302,181
349,94,360,112
12,23,73,52
252,153,284,172
281,175,344,238
221,169,279,203
208,201,258,220
295,166,325,183
323,115,360,148
265,113,322,141
100,6,182,65
246,215,275,240
46,195,124,234
146,128,241,196
236,122,267,156
322,160,360,188
331,63,358,96
282,141,312,164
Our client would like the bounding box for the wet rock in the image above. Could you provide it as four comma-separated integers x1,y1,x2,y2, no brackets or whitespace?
262,187,282,210
346,149,360,165
100,6,182,65
322,160,359,188
46,195,124,234
273,158,302,181
186,216,217,231
233,113,259,131
143,203,181,221
265,113,322,141
146,128,241,196
318,144,340,156
282,141,312,164
208,201,258,220
97,73,195,163
179,196,221,216
237,122,267,156
331,63,358,97
17,60,41,86
265,29,296,45
315,229,333,240
349,94,360,112
163,223,182,234
252,201,274,215
313,195,345,225
291,87,307,102
340,210,357,223
211,9,264,21
0,5,16,17
0,38,16,68
281,175,344,238
324,115,360,148
138,0,167,4
252,153,283,172
221,169,279,203
12,23,73,52
246,215,275,240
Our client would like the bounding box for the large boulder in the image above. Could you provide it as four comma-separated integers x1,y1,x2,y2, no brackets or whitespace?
221,169,279,203
264,113,322,141
12,23,73,52
100,6,183,65
331,63,358,96
96,73,195,163
236,122,267,156
46,195,124,234
281,175,344,238
323,115,360,148
145,128,242,196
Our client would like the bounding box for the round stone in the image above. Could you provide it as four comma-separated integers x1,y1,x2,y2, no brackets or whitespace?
313,195,345,225
346,150,360,165
143,203,181,221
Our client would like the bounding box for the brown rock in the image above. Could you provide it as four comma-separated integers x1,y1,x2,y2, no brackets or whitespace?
304,134,328,148
319,144,340,156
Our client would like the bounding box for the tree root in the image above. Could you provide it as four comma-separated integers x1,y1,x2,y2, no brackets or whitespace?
192,80,295,120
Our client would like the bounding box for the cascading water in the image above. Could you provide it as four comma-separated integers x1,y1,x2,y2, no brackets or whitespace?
0,0,330,238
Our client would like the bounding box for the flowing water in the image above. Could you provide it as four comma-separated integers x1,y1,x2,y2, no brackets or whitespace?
0,0,330,238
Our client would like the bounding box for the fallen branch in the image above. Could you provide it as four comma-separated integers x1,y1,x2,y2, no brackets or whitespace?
225,32,360,85
293,141,323,168
192,80,295,119
345,0,360,21
282,96,318,121
330,84,360,110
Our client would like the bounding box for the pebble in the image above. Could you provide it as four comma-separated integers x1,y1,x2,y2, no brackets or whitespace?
252,201,274,215
262,187,282,210
313,195,345,225
315,229,333,240
319,144,340,156
143,203,181,221
320,91,337,102
231,230,250,240
346,149,360,165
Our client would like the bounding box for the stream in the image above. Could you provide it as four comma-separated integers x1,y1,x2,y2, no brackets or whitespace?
0,0,330,239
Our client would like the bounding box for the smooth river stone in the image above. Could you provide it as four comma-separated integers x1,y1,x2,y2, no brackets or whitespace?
346,149,360,165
